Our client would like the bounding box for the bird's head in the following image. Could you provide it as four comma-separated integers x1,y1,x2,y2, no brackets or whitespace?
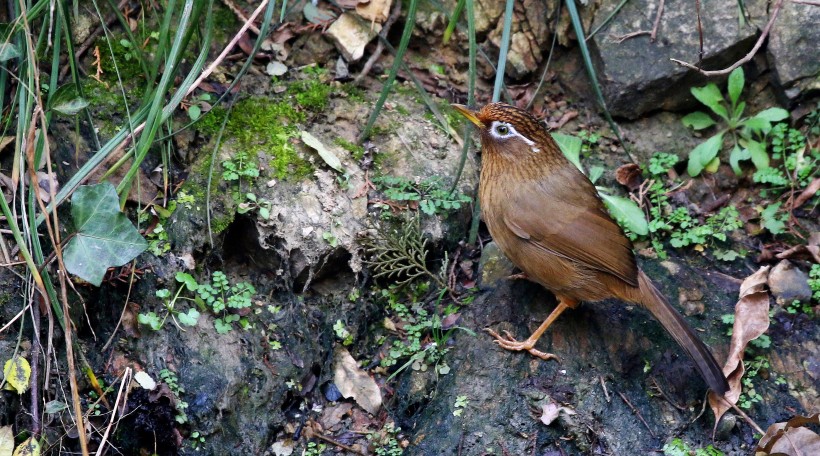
452,103,554,159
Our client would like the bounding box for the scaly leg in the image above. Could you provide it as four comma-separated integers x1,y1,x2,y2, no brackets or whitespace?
485,297,578,361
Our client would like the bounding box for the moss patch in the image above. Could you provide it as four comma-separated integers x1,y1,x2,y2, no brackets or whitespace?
196,98,313,180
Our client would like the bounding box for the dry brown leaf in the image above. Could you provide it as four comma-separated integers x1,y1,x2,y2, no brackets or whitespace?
0,136,14,153
615,163,643,191
756,413,820,455
333,346,382,414
708,266,771,425
319,403,353,430
792,177,820,210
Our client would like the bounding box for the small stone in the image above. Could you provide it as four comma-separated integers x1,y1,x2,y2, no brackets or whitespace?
478,242,516,288
714,413,737,441
769,260,812,304
326,13,381,62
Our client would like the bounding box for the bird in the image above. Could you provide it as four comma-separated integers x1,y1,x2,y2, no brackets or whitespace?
453,102,729,395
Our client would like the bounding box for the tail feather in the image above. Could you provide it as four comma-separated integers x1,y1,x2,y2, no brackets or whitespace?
635,271,729,395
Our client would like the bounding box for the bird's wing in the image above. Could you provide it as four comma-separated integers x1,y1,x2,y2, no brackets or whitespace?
502,163,639,287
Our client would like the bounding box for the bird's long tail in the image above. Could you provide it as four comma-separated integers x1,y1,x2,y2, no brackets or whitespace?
631,271,729,395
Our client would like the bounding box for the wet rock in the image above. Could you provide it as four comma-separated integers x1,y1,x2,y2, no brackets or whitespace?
587,0,767,118
486,0,552,78
769,260,812,304
767,2,820,102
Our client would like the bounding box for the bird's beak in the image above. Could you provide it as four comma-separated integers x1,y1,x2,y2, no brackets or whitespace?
452,104,484,128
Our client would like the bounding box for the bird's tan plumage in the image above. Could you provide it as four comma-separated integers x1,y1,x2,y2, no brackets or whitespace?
457,102,728,395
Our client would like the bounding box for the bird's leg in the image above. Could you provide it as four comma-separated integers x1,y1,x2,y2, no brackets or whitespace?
485,297,578,361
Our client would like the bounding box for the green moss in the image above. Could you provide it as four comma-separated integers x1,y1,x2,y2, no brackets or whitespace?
340,83,366,102
97,36,147,83
211,211,236,234
196,97,312,180
288,78,331,112
334,138,365,161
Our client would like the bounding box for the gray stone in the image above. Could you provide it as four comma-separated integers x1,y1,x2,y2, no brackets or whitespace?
587,0,766,118
767,2,820,101
769,260,813,304
478,241,516,288
326,13,381,62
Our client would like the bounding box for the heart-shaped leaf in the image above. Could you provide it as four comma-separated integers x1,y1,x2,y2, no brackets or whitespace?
64,183,148,286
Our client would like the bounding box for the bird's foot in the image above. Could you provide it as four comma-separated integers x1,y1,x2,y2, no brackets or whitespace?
484,328,559,362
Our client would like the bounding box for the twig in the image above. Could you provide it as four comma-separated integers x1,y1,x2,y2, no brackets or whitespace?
649,377,687,411
695,0,704,63
311,432,365,455
599,376,611,403
618,391,656,438
94,368,132,456
221,0,261,35
650,0,665,42
790,0,820,5
354,0,402,85
615,31,651,43
671,0,785,76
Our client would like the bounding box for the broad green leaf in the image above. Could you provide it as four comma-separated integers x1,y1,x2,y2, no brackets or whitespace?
753,107,789,122
691,84,728,119
64,183,148,286
3,356,31,395
588,165,604,184
743,117,771,133
0,44,20,62
187,105,201,121
682,111,716,130
552,133,583,172
12,437,39,456
746,139,769,169
176,272,198,291
44,400,68,414
49,84,89,116
52,97,90,116
727,67,744,106
687,133,724,176
704,156,721,173
601,193,648,236
732,101,746,120
760,202,785,234
729,145,750,175
301,131,344,173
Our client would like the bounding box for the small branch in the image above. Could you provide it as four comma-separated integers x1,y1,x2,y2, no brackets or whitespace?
615,31,650,43
695,0,704,63
790,0,820,5
221,0,261,35
599,376,611,403
618,391,656,438
651,0,665,42
671,0,785,76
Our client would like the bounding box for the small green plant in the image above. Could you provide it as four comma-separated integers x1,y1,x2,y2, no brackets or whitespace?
809,264,820,303
453,395,469,417
738,356,769,409
189,431,206,450
237,193,273,220
303,441,327,456
222,151,260,184
160,369,190,424
682,67,789,176
333,320,354,346
662,438,724,456
372,175,471,216
365,215,448,289
641,152,743,259
366,422,403,456
138,272,202,331
334,138,366,161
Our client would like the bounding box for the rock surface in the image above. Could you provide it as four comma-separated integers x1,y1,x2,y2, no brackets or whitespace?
767,1,820,101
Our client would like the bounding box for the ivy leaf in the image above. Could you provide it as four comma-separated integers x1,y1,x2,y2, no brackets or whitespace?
600,193,648,236
691,84,728,120
3,356,31,395
727,67,744,106
552,133,583,172
687,132,724,176
63,183,148,286
682,111,716,130
753,107,789,122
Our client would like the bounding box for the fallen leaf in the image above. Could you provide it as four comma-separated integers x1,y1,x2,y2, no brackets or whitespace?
756,413,820,455
792,177,820,210
539,400,576,426
708,266,771,426
0,426,13,456
333,346,382,414
356,0,391,23
301,131,344,173
3,355,31,394
271,440,295,456
11,437,39,456
319,403,353,430
134,371,156,390
615,163,643,191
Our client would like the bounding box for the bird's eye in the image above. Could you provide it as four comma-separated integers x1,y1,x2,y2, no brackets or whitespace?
495,124,510,135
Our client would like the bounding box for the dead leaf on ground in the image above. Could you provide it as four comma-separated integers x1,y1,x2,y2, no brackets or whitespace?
333,346,382,414
615,163,643,191
756,413,820,455
791,177,820,210
708,266,771,426
356,0,391,23
121,302,142,338
775,232,820,263
319,402,353,430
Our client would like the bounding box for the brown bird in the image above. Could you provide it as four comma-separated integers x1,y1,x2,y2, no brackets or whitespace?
454,102,729,395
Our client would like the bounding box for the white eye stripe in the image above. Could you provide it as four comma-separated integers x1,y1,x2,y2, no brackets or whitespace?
489,121,535,146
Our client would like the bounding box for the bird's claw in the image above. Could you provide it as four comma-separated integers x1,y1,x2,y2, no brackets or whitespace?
483,327,559,362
